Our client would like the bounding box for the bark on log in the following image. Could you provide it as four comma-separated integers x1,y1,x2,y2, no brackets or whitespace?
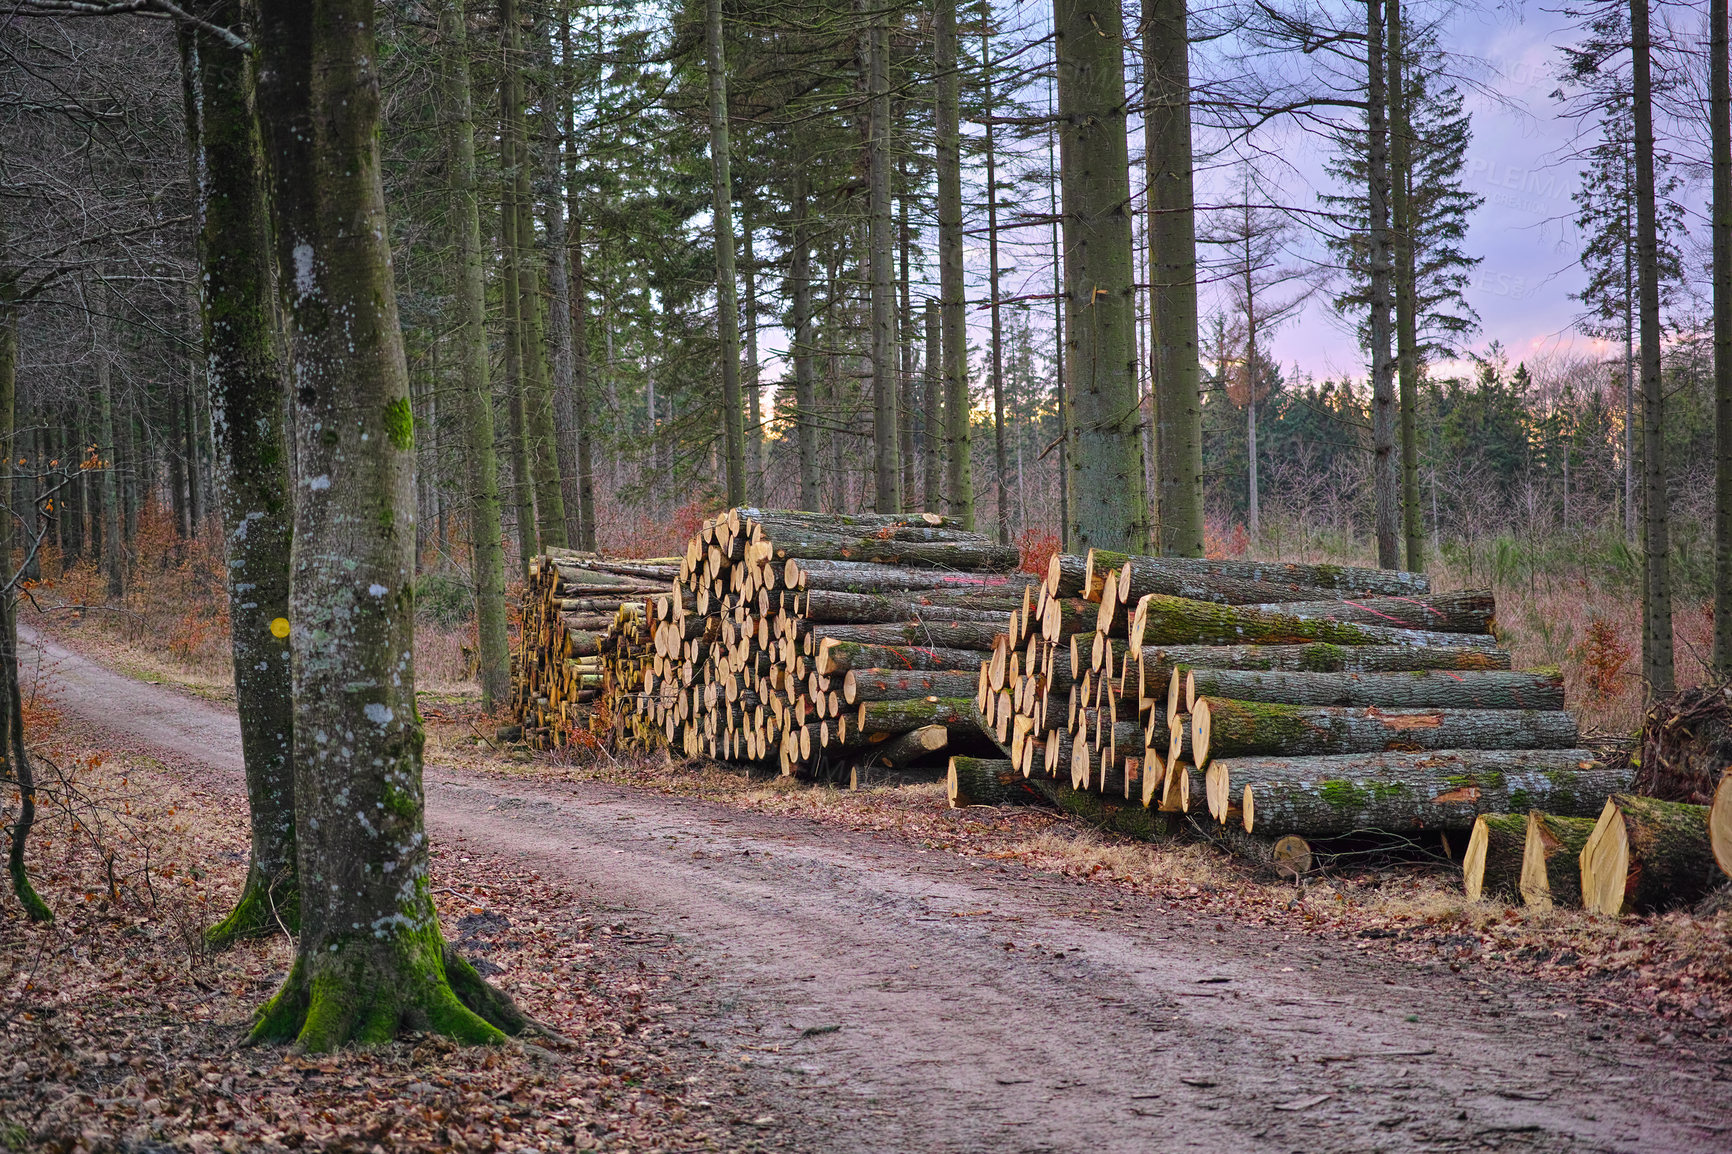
1116,554,1430,598
1133,645,1512,700
1131,594,1496,651
855,695,981,735
801,587,1021,623
1192,698,1579,765
791,559,1037,593
1462,813,1527,902
1580,794,1721,915
949,756,1046,807
1216,749,1625,836
1111,555,1373,607
1045,552,1089,598
1714,775,1732,879
770,536,1020,569
852,724,949,770
1519,811,1596,910
1182,668,1563,713
843,668,984,704
816,639,989,675
809,620,1005,651
1237,590,1494,634
1042,597,1097,641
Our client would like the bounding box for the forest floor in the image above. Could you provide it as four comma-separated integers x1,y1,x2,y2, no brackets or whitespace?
4,624,1732,1152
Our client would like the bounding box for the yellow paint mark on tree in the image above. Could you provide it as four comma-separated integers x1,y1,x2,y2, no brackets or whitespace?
270,617,291,639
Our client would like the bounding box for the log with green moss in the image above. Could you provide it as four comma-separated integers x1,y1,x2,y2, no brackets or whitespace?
1130,593,1496,651
1236,590,1494,634
1519,811,1596,909
766,534,1021,570
1044,552,1090,598
1216,749,1625,836
1191,698,1579,766
1042,597,1098,641
1026,777,1170,840
1110,556,1375,607
1116,553,1430,600
1462,813,1527,901
1182,667,1562,714
948,756,1046,807
855,695,982,735
1580,795,1721,915
1711,775,1732,879
1132,644,1511,700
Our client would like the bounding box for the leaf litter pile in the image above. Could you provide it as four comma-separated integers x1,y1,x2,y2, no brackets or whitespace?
0,719,787,1153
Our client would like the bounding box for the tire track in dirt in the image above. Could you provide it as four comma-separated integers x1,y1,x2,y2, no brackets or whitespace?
24,629,1732,1153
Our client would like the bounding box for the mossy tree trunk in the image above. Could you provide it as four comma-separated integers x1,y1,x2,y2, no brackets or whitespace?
1055,0,1148,554
185,0,299,945
1520,811,1595,909
252,0,522,1050
1714,0,1732,680
1462,813,1525,902
439,0,511,712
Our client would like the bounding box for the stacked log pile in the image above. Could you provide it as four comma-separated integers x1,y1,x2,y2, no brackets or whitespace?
622,509,1034,777
972,547,1625,848
512,550,677,749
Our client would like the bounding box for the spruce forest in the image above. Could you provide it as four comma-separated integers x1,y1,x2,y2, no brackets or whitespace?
2,0,1732,1150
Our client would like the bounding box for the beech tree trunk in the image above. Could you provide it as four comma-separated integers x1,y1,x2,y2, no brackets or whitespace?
1144,0,1203,556
706,0,747,506
1631,0,1673,697
1715,0,1731,679
949,756,1045,807
1131,592,1496,650
1192,698,1579,765
936,0,972,526
251,0,523,1051
187,0,299,944
1183,668,1563,713
1055,0,1148,553
1581,794,1717,914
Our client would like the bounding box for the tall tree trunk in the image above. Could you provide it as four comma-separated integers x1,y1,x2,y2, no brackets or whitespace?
923,298,942,512
705,0,747,507
96,307,123,599
505,0,567,549
981,6,1009,545
1145,0,1202,557
867,11,899,512
1050,74,1069,549
827,247,847,513
1714,0,1731,679
789,168,820,511
898,180,918,511
440,0,511,710
251,0,524,1052
168,383,188,539
559,14,597,551
935,0,972,526
1366,0,1399,569
1388,0,1422,572
497,42,536,575
539,19,584,552
184,0,299,945
743,213,765,504
1055,0,1148,553
1631,0,1674,697
183,388,202,536
1243,209,1260,541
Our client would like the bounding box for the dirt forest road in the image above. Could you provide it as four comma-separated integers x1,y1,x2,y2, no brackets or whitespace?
22,630,1732,1153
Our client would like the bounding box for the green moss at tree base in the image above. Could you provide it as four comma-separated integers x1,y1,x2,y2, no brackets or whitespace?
205,871,298,949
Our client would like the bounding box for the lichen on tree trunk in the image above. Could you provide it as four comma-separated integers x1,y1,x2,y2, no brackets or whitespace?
183,0,298,947
252,0,522,1050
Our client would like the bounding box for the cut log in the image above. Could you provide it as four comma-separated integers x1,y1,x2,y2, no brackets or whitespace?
843,668,984,704
1191,698,1578,766
1713,775,1732,879
1462,813,1527,902
1041,597,1098,641
816,639,989,676
1182,668,1563,713
1579,794,1721,916
850,764,948,790
1133,645,1513,700
855,696,980,735
1105,553,1430,601
1130,594,1496,651
1218,749,1626,836
1045,552,1090,598
1112,556,1370,607
800,587,1022,623
948,756,1046,807
1519,812,1596,910
808,620,1005,652
1235,591,1494,635
852,724,949,770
